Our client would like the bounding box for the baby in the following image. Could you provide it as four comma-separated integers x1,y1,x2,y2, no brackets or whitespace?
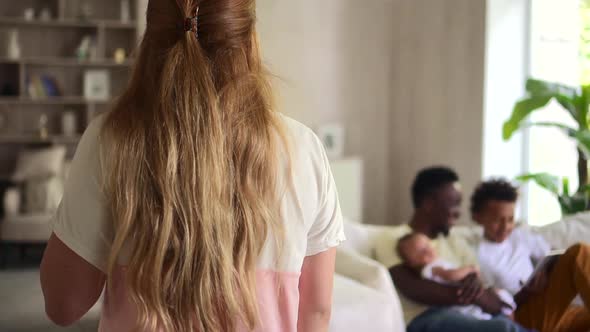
397,232,515,320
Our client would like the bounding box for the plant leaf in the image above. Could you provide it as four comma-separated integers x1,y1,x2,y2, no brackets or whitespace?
503,96,553,140
573,130,590,159
526,79,577,98
579,85,590,129
563,178,570,197
516,173,560,195
525,79,579,121
580,184,590,193
556,94,580,122
558,193,589,215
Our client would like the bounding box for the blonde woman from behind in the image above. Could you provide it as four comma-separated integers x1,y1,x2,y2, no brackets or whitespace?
39,0,345,331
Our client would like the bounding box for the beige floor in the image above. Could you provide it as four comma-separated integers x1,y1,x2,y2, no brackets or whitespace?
0,269,100,332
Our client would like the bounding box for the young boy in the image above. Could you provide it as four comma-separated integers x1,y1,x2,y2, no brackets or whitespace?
471,179,551,295
396,232,515,320
471,178,590,332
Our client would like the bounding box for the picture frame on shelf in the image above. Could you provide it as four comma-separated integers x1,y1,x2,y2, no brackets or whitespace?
317,123,345,159
84,70,111,101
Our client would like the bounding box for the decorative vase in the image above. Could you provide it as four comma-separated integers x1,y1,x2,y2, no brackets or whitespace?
23,8,35,21
3,188,21,217
7,29,21,60
62,111,77,137
39,114,49,139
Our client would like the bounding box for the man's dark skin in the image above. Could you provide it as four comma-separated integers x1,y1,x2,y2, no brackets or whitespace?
389,182,509,315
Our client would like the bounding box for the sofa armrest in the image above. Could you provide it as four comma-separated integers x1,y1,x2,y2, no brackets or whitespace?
335,247,395,296
334,248,406,330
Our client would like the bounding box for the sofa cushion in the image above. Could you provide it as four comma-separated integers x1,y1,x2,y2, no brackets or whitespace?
12,146,67,182
373,225,411,268
340,219,373,257
450,225,482,249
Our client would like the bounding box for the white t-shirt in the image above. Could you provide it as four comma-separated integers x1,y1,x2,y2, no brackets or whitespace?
52,113,346,332
390,225,479,323
478,227,550,295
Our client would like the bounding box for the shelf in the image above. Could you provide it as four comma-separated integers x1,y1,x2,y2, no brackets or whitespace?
2,213,53,224
0,135,81,144
0,17,136,29
0,97,111,105
0,57,132,67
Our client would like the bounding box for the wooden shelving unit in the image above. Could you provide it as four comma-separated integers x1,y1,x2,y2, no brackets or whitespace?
0,0,140,175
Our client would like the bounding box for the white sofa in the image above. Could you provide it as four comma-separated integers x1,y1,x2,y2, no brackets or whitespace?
332,213,590,332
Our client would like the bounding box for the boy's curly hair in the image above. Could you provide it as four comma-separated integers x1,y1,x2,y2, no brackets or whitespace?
470,178,518,214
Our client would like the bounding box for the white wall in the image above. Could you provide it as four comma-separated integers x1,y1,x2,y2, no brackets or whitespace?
257,0,395,224
483,0,530,217
387,0,487,224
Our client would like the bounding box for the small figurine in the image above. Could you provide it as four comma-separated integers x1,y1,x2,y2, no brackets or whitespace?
76,36,92,60
39,114,49,139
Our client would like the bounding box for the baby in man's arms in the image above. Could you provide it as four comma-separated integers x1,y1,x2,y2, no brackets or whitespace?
396,232,516,320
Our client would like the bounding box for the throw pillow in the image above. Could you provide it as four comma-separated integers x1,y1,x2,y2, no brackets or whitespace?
12,146,67,181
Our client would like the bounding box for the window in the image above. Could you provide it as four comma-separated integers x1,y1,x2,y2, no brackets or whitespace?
527,0,584,226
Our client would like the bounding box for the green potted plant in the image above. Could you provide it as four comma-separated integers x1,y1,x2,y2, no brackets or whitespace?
503,78,590,214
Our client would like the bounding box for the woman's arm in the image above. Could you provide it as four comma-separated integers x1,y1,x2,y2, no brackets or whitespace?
298,248,337,332
40,233,105,326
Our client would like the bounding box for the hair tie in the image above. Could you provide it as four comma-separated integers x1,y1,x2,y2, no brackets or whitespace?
183,7,199,38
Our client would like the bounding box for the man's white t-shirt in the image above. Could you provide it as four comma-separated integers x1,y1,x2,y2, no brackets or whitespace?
477,227,550,295
390,225,479,323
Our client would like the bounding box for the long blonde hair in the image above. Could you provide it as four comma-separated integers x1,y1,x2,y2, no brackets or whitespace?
100,0,284,330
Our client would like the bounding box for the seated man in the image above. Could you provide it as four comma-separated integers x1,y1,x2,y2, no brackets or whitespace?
472,179,590,332
389,167,527,332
